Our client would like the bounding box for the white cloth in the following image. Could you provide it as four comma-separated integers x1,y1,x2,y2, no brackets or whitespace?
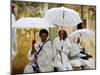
70,59,81,67
70,43,86,58
12,14,17,60
80,58,95,69
53,37,73,71
12,14,16,27
28,40,54,72
70,42,95,69
24,63,34,73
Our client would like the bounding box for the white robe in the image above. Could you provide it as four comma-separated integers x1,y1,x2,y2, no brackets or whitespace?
53,37,73,71
70,42,95,69
12,14,17,60
28,40,54,72
70,43,86,58
24,63,34,73
12,14,16,26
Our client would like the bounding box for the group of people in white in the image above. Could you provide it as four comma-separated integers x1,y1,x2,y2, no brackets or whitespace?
12,10,95,73
11,4,95,73
24,29,95,73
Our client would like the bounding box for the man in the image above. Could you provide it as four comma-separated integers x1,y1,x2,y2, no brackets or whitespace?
28,29,54,72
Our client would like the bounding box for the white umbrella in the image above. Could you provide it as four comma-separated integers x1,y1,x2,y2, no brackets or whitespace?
69,29,95,41
12,17,54,60
44,7,82,27
13,17,54,28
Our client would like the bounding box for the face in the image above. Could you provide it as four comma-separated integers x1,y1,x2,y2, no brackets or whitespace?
59,30,64,39
40,33,48,42
12,5,15,14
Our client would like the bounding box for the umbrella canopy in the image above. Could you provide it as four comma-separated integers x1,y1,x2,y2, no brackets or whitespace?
13,17,54,28
44,7,82,27
69,29,95,41
12,17,54,60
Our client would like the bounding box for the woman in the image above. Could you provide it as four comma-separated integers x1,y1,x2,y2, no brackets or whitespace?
70,37,95,70
53,29,73,71
27,29,54,73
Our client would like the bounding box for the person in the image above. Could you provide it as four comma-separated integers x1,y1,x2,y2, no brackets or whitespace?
70,37,95,70
12,4,16,26
27,29,54,73
12,4,17,60
69,37,86,59
53,29,73,71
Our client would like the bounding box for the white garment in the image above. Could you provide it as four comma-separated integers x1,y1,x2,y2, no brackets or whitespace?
70,42,95,69
53,37,73,71
12,28,18,60
24,63,34,73
28,40,54,72
70,59,81,67
12,14,17,60
70,43,86,58
80,58,95,69
12,14,16,26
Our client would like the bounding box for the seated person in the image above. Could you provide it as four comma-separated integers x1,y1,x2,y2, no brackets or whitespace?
69,37,95,70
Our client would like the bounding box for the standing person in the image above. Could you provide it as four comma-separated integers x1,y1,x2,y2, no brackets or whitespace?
70,37,95,70
12,4,17,60
27,29,54,73
53,29,73,71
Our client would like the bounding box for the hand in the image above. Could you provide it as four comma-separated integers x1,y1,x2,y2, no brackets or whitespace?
31,46,37,54
31,39,36,54
82,47,85,51
87,54,92,58
32,39,36,45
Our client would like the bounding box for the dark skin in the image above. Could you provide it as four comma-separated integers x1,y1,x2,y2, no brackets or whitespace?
31,33,48,55
40,33,48,42
59,30,67,40
31,39,36,55
12,4,15,14
59,30,65,40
